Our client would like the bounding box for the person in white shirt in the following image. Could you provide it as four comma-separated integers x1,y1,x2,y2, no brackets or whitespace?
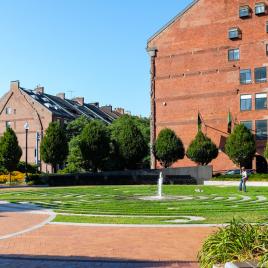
239,167,248,192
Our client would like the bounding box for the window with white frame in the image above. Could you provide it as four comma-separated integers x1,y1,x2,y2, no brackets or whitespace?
228,48,240,61
256,93,267,110
240,95,252,111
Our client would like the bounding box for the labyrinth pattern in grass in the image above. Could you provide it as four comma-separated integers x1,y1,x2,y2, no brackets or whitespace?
0,186,267,224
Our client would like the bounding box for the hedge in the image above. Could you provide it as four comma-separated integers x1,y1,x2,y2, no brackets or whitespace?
27,173,197,186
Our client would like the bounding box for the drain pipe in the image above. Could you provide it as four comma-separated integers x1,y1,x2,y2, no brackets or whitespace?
147,47,157,169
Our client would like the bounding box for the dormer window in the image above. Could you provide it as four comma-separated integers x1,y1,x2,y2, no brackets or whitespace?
239,6,251,18
255,3,266,15
228,28,241,40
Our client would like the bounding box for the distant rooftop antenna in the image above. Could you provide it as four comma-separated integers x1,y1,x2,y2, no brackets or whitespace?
66,90,74,99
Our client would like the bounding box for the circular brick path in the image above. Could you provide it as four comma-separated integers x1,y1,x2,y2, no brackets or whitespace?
0,202,215,267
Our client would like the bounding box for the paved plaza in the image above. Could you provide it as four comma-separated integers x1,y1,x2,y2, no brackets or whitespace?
0,201,215,267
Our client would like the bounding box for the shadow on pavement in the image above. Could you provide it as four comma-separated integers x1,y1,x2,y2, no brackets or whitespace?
0,202,48,214
0,254,199,268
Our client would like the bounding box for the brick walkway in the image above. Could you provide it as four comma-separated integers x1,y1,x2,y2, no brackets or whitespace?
0,202,215,267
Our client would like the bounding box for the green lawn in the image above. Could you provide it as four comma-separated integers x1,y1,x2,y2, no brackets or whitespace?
1,185,268,224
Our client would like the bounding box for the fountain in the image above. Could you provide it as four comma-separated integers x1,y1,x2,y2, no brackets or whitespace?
157,171,164,199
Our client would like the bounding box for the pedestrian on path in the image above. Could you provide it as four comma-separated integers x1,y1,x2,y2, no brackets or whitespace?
239,167,248,192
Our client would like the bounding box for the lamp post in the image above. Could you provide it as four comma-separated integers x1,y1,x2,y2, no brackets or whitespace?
24,122,29,180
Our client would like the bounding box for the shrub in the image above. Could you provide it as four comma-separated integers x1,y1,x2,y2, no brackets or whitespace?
26,172,196,186
154,128,185,168
0,171,26,184
17,161,39,174
225,124,256,168
186,131,218,165
198,219,268,268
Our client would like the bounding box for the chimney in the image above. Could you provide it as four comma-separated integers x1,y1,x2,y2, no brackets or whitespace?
90,102,99,107
10,80,20,91
35,85,44,94
56,92,65,100
115,107,125,115
101,105,113,113
73,97,84,106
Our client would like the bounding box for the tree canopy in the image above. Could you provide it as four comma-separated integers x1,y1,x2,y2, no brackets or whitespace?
154,128,185,168
79,120,110,171
66,116,90,140
40,122,68,172
225,124,256,167
110,115,148,169
0,127,22,176
186,131,218,165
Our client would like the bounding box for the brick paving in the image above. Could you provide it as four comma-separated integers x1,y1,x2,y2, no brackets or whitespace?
0,202,215,267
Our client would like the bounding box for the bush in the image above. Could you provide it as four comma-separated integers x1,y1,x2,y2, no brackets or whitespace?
26,172,197,186
186,131,218,165
198,218,268,267
154,128,185,168
17,161,39,174
225,124,256,167
0,171,26,184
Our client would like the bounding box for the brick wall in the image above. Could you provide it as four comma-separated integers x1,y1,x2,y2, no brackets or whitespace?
148,0,268,172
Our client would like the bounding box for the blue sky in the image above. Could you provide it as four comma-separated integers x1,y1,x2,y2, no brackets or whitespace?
0,0,192,116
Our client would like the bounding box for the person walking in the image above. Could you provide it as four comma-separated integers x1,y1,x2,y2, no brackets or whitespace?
239,167,248,192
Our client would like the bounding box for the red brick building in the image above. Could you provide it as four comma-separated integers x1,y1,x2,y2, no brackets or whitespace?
0,81,124,172
147,0,268,172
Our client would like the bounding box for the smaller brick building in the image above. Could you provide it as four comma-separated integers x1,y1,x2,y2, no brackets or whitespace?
0,81,124,172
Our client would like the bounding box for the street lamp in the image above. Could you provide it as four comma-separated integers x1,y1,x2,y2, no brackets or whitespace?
24,122,29,180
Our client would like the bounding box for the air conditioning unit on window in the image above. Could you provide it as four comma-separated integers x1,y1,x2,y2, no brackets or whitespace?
239,6,251,18
255,2,266,15
228,28,241,40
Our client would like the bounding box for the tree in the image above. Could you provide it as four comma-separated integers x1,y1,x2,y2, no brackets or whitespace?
186,131,218,166
66,116,90,141
131,116,150,168
40,122,68,172
0,128,22,183
263,142,268,162
225,124,256,167
110,115,148,169
154,128,185,168
64,135,84,173
79,120,110,171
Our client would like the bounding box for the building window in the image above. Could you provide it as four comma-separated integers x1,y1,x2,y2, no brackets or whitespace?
255,3,266,15
228,28,241,40
240,95,252,111
256,93,267,110
228,48,240,61
5,107,12,115
255,67,267,83
6,121,11,129
241,121,252,130
240,69,252,84
239,6,251,18
256,120,267,140
266,22,268,33
266,44,268,56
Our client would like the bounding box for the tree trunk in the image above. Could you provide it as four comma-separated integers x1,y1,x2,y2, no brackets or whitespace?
9,172,11,185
